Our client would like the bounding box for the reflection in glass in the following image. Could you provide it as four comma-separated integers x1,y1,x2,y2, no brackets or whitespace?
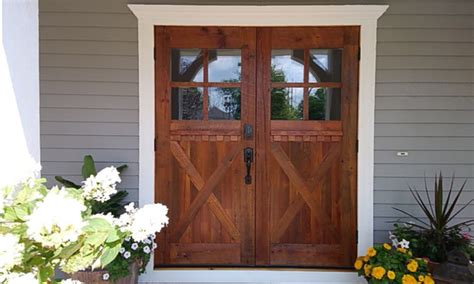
271,49,304,83
308,88,341,120
171,87,203,120
308,49,342,82
271,88,303,120
208,87,241,120
209,49,241,82
171,49,204,82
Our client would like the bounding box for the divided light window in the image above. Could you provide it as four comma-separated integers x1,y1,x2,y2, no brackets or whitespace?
170,49,242,121
270,49,342,121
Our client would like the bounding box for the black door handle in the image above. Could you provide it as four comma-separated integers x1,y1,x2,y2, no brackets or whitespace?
243,147,253,184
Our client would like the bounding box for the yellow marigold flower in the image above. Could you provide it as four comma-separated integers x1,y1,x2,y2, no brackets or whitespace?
387,270,396,280
371,266,386,280
407,260,418,272
364,264,372,277
367,247,377,257
354,258,363,270
397,247,407,254
423,275,435,284
402,274,417,284
418,275,425,282
363,255,370,262
383,243,392,250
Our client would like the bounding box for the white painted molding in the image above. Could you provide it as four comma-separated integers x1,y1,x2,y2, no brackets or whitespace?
129,4,388,283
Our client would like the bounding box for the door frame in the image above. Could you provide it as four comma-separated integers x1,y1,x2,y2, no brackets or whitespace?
129,4,388,283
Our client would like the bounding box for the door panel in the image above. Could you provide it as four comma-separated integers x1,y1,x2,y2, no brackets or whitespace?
155,27,256,266
155,26,359,268
255,27,359,267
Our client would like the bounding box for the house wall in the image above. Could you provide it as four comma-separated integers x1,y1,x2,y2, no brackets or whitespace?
39,0,474,243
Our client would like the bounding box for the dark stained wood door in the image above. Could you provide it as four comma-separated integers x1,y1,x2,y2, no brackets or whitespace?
154,27,256,266
155,26,359,268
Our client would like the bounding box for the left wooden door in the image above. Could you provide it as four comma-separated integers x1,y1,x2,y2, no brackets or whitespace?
154,27,256,266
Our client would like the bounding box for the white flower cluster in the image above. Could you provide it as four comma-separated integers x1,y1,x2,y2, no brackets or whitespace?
4,272,38,284
26,187,86,248
388,231,410,249
82,167,121,202
116,202,169,242
0,234,24,279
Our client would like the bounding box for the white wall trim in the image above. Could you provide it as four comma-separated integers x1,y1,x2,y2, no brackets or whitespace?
129,4,387,283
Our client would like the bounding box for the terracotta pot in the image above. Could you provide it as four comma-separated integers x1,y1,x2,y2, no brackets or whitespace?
70,261,139,284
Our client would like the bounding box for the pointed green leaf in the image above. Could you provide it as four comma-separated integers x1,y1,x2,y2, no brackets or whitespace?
82,155,97,179
54,176,81,189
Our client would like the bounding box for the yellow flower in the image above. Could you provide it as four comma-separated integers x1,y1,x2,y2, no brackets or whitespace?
407,259,418,272
402,274,417,284
383,243,392,250
418,275,425,282
423,275,435,284
364,264,372,277
387,270,396,280
354,258,363,270
363,255,370,262
397,247,407,254
371,266,386,280
367,247,377,257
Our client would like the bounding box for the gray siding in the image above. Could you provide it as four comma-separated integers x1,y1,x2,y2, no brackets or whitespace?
40,0,474,244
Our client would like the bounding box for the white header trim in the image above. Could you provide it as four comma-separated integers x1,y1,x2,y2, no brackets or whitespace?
129,4,387,283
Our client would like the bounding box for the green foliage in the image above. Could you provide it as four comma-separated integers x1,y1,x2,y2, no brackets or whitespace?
355,244,432,284
392,173,473,262
55,155,128,217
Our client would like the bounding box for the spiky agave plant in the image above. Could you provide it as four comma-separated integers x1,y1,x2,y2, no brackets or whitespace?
393,173,473,262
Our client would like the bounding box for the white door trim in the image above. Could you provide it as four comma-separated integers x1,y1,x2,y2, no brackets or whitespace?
129,4,388,283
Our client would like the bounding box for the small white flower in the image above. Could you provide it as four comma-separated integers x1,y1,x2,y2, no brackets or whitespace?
123,251,131,259
124,202,136,213
119,247,126,254
124,236,131,242
143,238,152,244
152,243,158,250
143,246,151,254
60,279,83,284
399,239,410,249
388,231,399,247
102,273,110,281
131,243,138,250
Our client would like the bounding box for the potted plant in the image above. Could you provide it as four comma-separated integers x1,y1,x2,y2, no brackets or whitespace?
355,243,433,283
391,174,473,263
0,158,168,283
56,155,160,283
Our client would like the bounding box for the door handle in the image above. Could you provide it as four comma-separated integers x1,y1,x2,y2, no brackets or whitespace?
243,147,253,184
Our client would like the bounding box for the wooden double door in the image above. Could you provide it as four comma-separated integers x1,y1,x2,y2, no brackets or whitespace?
154,26,359,268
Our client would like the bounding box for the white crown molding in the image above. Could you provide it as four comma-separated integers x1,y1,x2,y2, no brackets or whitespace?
129,4,388,283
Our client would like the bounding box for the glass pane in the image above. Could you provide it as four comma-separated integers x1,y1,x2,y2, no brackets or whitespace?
171,49,204,82
308,49,342,82
208,87,241,120
271,88,303,120
171,87,203,120
209,49,241,82
271,49,304,83
308,88,341,120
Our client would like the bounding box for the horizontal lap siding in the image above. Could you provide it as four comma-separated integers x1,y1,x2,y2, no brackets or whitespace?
39,0,474,245
39,0,139,204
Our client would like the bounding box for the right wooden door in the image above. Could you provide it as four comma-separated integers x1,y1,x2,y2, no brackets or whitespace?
255,27,360,267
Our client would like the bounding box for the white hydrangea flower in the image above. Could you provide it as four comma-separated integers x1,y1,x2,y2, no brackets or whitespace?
143,246,151,254
6,272,38,284
81,167,121,202
26,187,86,248
0,234,24,274
118,203,169,242
0,155,41,188
131,243,138,250
102,273,110,281
60,279,83,284
123,251,131,259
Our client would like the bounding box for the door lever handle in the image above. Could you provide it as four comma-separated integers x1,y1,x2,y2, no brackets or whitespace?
243,147,253,184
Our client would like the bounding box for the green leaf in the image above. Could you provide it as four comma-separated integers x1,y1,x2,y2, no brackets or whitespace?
84,217,112,233
100,241,122,267
13,204,30,221
56,239,84,259
54,176,81,189
116,164,128,174
82,155,97,179
86,232,109,246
